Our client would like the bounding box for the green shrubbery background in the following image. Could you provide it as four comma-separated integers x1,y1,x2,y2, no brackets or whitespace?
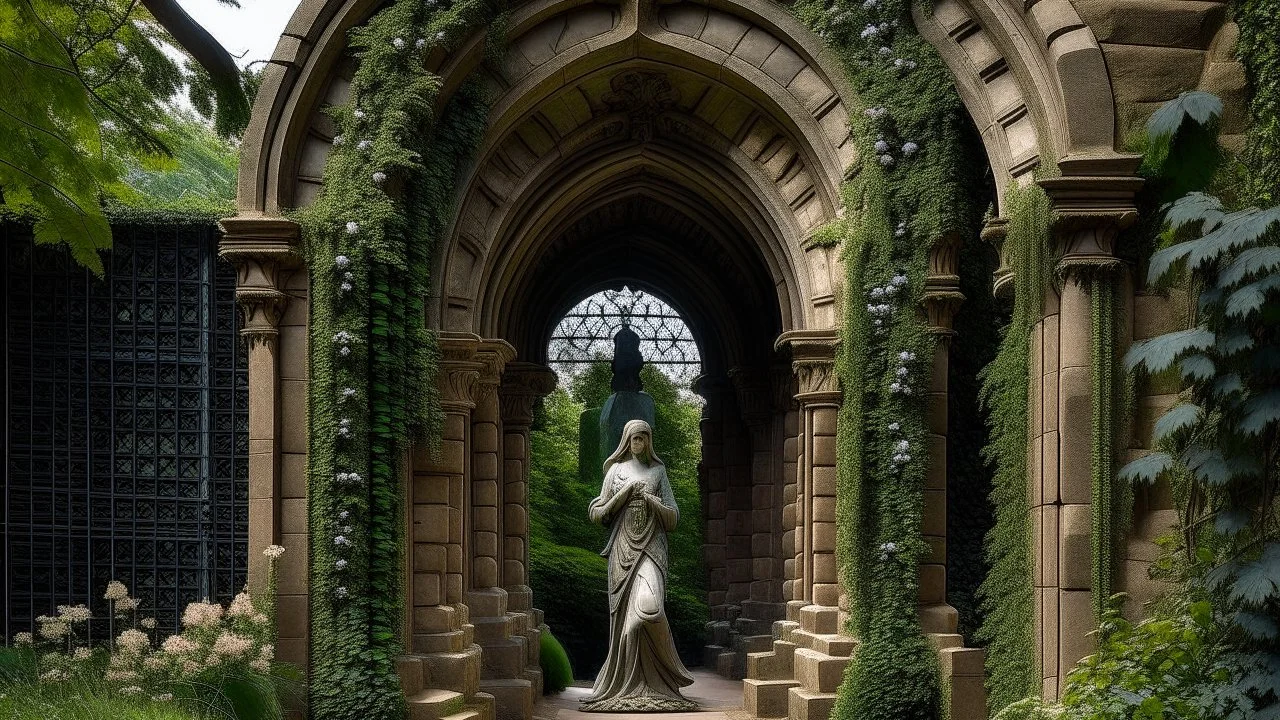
529,363,707,679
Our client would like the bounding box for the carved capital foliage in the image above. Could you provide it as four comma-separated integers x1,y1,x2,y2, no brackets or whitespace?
775,330,841,404
1039,155,1142,284
981,217,1014,298
603,71,679,142
438,333,483,410
924,233,966,337
728,367,771,427
500,362,558,427
474,340,516,407
219,217,302,352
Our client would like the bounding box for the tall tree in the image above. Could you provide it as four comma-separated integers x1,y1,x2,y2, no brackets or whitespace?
0,0,252,273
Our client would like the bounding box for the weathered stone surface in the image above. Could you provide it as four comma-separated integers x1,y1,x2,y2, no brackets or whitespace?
1075,0,1226,49
1102,44,1206,105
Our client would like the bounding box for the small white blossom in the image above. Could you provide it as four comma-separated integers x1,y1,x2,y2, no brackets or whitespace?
334,535,351,547
339,510,350,520
896,366,910,377
335,587,349,598
152,694,174,703
346,221,360,235
861,24,878,38
340,525,353,534
336,559,348,570
335,255,351,268
357,139,373,152
120,686,143,696
339,346,352,357
889,422,900,431
104,581,129,601
140,617,156,629
392,37,405,49
436,31,445,41
874,140,889,154
880,542,898,553
264,544,286,559
333,331,353,344
353,109,366,120
891,275,909,287
341,388,357,401
878,46,892,55
333,134,344,146
13,631,33,646
340,281,353,292
862,0,877,8
899,350,915,361
895,440,910,452
372,171,388,185
115,41,127,54
879,154,895,167
416,38,426,49
902,141,919,156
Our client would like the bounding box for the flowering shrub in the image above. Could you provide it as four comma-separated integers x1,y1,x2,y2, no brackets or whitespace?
3,545,298,720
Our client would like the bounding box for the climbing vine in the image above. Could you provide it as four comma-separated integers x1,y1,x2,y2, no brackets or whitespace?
295,0,498,717
1235,0,1280,205
975,181,1050,716
792,0,987,717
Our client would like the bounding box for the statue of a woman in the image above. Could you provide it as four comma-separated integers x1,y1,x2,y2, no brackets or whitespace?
581,419,698,712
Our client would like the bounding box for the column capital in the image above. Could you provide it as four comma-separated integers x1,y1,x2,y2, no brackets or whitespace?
1039,155,1143,281
924,233,966,339
438,333,484,411
981,217,1014,298
499,362,558,427
728,367,772,427
775,330,841,404
474,340,516,406
219,216,302,350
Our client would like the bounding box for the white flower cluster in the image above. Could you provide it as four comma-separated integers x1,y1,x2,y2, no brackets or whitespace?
889,349,916,395
866,274,908,331
341,387,357,402
372,171,387,185
333,330,356,357
334,471,363,486
358,139,373,152
860,22,890,39
263,544,286,559
895,220,907,238
392,37,405,49
892,57,918,72
416,38,426,50
334,535,352,548
863,106,888,120
337,418,352,439
878,541,899,561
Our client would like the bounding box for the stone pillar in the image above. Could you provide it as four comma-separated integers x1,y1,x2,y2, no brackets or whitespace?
919,233,965,634
694,374,733,667
399,333,490,720
498,362,557,699
782,332,841,611
1036,157,1141,699
469,342,515,598
411,333,480,648
219,217,308,666
497,363,556,611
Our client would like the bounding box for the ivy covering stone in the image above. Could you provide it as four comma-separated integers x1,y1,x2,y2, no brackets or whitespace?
295,0,499,717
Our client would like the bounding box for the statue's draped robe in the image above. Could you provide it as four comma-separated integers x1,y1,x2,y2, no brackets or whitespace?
582,458,696,712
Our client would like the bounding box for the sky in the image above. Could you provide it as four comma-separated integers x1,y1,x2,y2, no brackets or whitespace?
176,0,301,69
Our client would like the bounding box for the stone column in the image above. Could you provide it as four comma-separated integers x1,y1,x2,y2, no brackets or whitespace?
497,363,557,612
776,330,841,611
1036,157,1141,699
693,374,733,668
410,333,480,650
219,217,307,666
919,233,965,634
468,342,515,599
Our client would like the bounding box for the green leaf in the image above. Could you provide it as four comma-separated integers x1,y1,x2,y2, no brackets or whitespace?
1163,191,1225,232
1212,373,1245,397
1226,274,1280,317
1189,207,1280,270
1234,611,1278,640
1118,452,1173,485
1239,390,1280,435
1124,327,1216,373
1179,354,1215,381
1147,92,1222,140
1216,331,1255,356
1220,246,1280,287
1153,404,1201,441
1231,561,1278,605
1215,509,1251,534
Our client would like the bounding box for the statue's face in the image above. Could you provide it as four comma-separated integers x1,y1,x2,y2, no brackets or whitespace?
629,431,649,457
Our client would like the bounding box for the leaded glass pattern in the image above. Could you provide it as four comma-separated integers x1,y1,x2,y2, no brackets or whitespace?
549,287,701,389
3,223,248,641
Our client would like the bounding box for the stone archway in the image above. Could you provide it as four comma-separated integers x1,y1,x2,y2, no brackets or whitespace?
221,0,1156,718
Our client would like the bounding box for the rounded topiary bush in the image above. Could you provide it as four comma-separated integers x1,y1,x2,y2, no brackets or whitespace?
538,625,575,693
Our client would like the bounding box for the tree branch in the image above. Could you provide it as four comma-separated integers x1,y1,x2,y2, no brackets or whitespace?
139,0,249,135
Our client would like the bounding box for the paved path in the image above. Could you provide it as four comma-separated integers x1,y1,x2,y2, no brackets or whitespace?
533,670,745,720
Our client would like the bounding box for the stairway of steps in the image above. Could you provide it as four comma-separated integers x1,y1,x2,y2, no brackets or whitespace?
740,605,989,720
467,589,542,720
398,604,494,720
708,600,787,680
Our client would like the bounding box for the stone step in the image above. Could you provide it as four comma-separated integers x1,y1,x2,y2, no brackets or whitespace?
794,648,849,694
480,637,528,680
407,689,465,720
740,600,786,621
472,616,514,644
470,692,496,720
715,648,741,679
737,634,775,654
703,644,728,669
440,709,483,720
523,666,544,697
743,679,799,718
733,618,776,637
772,620,800,643
928,633,964,651
479,678,533,720
422,646,483,697
398,655,426,696
798,605,839,635
506,612,530,637
788,687,837,720
745,643,795,681
413,629,469,654
466,589,509,618
809,633,856,657
523,626,542,666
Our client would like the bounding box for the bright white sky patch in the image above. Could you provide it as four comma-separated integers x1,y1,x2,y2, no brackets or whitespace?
176,0,300,68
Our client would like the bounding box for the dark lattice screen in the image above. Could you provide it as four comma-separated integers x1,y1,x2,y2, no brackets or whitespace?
2,222,248,640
